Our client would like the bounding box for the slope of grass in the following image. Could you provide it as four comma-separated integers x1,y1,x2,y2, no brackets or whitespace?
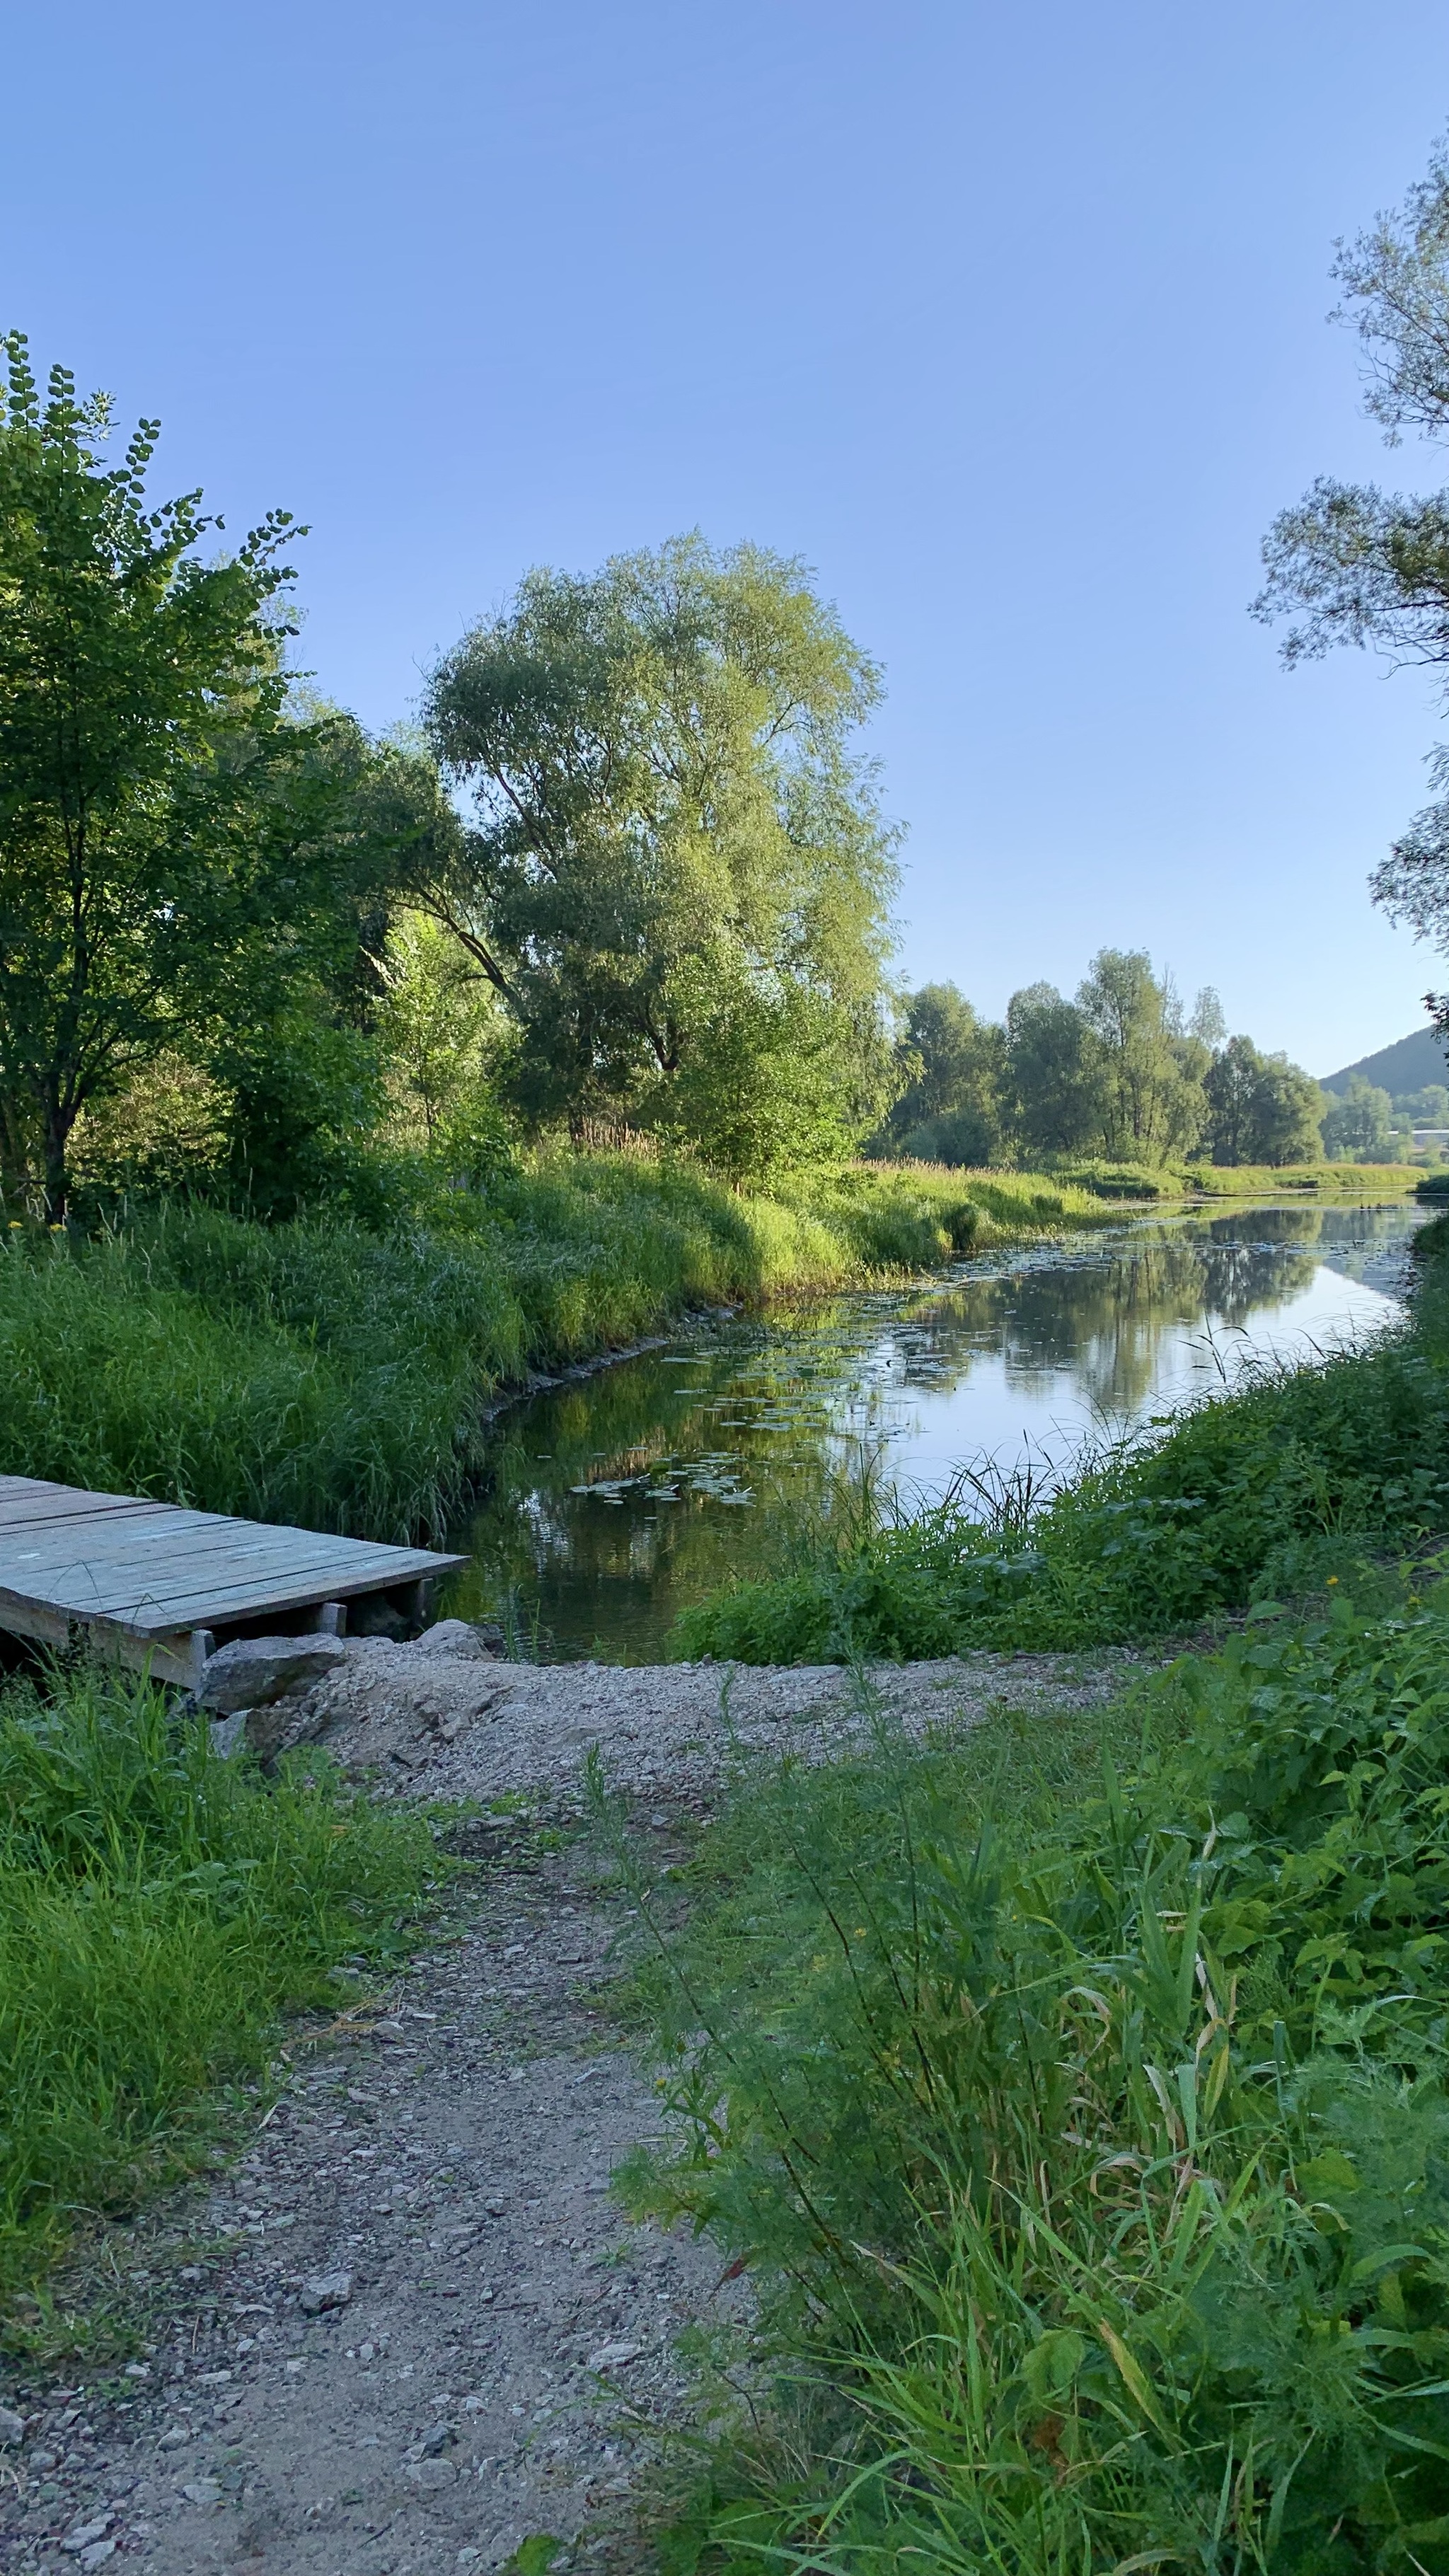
625,1585,1449,2572
0,1663,437,2312
0,1158,1114,1539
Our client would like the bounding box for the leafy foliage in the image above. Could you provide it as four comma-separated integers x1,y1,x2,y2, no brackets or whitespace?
422,534,899,1175
876,983,1007,1167
1324,1075,1397,1165
0,333,458,1215
1254,132,1449,1058
628,1588,1449,2570
1206,1034,1325,1167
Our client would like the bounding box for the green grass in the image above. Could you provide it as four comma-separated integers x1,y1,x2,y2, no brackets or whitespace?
0,1660,439,2313
1174,1160,1426,1196
674,1222,1449,1665
1043,1157,1426,1201
623,1583,1449,2572
0,1157,1116,1540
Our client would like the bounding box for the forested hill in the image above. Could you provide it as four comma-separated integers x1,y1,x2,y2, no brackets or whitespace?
1320,1023,1448,1096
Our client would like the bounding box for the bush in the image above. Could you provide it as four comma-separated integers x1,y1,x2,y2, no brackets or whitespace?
0,1663,437,2304
627,1588,1449,2571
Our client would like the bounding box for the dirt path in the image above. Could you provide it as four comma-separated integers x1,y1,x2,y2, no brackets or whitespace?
0,1646,1137,2576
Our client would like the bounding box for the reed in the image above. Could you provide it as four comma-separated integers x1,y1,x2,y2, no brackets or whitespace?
625,1586,1449,2571
0,1158,1116,1540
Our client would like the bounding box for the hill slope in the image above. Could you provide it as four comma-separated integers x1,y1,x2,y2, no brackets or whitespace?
1319,1022,1447,1095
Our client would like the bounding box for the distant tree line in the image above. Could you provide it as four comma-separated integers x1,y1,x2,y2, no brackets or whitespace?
874,957,1329,1170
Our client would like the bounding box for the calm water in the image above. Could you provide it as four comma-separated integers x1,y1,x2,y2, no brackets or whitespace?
441,1198,1427,1662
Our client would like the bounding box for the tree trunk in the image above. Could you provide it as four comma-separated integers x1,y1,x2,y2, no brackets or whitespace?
41,1092,71,1223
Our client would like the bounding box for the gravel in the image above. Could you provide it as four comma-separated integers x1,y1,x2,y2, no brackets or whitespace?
0,1642,1134,2575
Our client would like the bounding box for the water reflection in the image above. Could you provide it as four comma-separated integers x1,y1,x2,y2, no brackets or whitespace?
443,1199,1426,1662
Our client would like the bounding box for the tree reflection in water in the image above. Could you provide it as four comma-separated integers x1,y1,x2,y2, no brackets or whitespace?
443,1200,1426,1660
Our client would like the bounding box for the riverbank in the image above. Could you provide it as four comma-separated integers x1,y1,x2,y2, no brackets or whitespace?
1050,1155,1427,1199
0,1160,1120,1543
677,1209,1449,1662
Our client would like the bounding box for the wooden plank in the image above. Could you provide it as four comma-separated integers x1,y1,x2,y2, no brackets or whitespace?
0,1520,425,1590
0,1473,466,1656
0,1510,454,1584
0,1536,460,1610
0,1479,169,1529
0,1547,462,1631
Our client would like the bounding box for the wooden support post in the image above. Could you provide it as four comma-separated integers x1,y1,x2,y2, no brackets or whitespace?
189,1628,215,1690
313,1600,347,1637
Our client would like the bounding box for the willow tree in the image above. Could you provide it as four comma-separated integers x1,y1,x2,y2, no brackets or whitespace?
422,536,898,1174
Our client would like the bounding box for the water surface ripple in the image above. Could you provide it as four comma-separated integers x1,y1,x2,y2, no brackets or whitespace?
444,1197,1426,1661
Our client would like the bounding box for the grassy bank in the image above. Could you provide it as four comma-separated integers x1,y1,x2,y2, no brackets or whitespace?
0,1665,437,2316
0,1158,1114,1540
1045,1157,1426,1200
676,1219,1449,1665
626,1583,1449,2571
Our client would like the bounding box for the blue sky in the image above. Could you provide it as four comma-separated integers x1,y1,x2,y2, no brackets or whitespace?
10,0,1449,1073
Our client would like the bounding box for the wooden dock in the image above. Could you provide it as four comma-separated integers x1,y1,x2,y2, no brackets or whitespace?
0,1475,467,1685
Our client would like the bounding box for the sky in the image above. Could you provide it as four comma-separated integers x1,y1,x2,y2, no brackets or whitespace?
9,1,1449,1075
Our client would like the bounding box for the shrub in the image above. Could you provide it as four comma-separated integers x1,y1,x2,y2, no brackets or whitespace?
627,1589,1449,2571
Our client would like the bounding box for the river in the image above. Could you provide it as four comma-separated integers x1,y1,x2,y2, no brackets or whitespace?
440,1196,1427,1662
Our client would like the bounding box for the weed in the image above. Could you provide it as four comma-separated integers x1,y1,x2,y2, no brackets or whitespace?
0,1660,438,2315
0,1159,1116,1542
626,1595,1449,2571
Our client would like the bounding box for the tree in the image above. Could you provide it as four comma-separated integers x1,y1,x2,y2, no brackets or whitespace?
374,908,509,1151
1252,137,1449,1041
1075,950,1208,1163
1204,1035,1324,1165
655,975,891,1186
0,336,443,1217
422,535,898,1157
879,983,1006,1166
1322,1074,1395,1161
0,336,302,1211
1004,982,1106,1157
200,720,466,1214
1395,1082,1449,1124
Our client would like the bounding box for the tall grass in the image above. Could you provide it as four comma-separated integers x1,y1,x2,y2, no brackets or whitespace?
0,1662,437,2307
674,1225,1449,1663
625,1587,1449,2572
0,1158,1114,1539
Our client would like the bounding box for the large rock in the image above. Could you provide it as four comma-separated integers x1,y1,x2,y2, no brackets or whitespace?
411,1618,500,1662
197,1634,347,1716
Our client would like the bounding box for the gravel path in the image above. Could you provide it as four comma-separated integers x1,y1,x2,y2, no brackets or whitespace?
0,1642,1138,2576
